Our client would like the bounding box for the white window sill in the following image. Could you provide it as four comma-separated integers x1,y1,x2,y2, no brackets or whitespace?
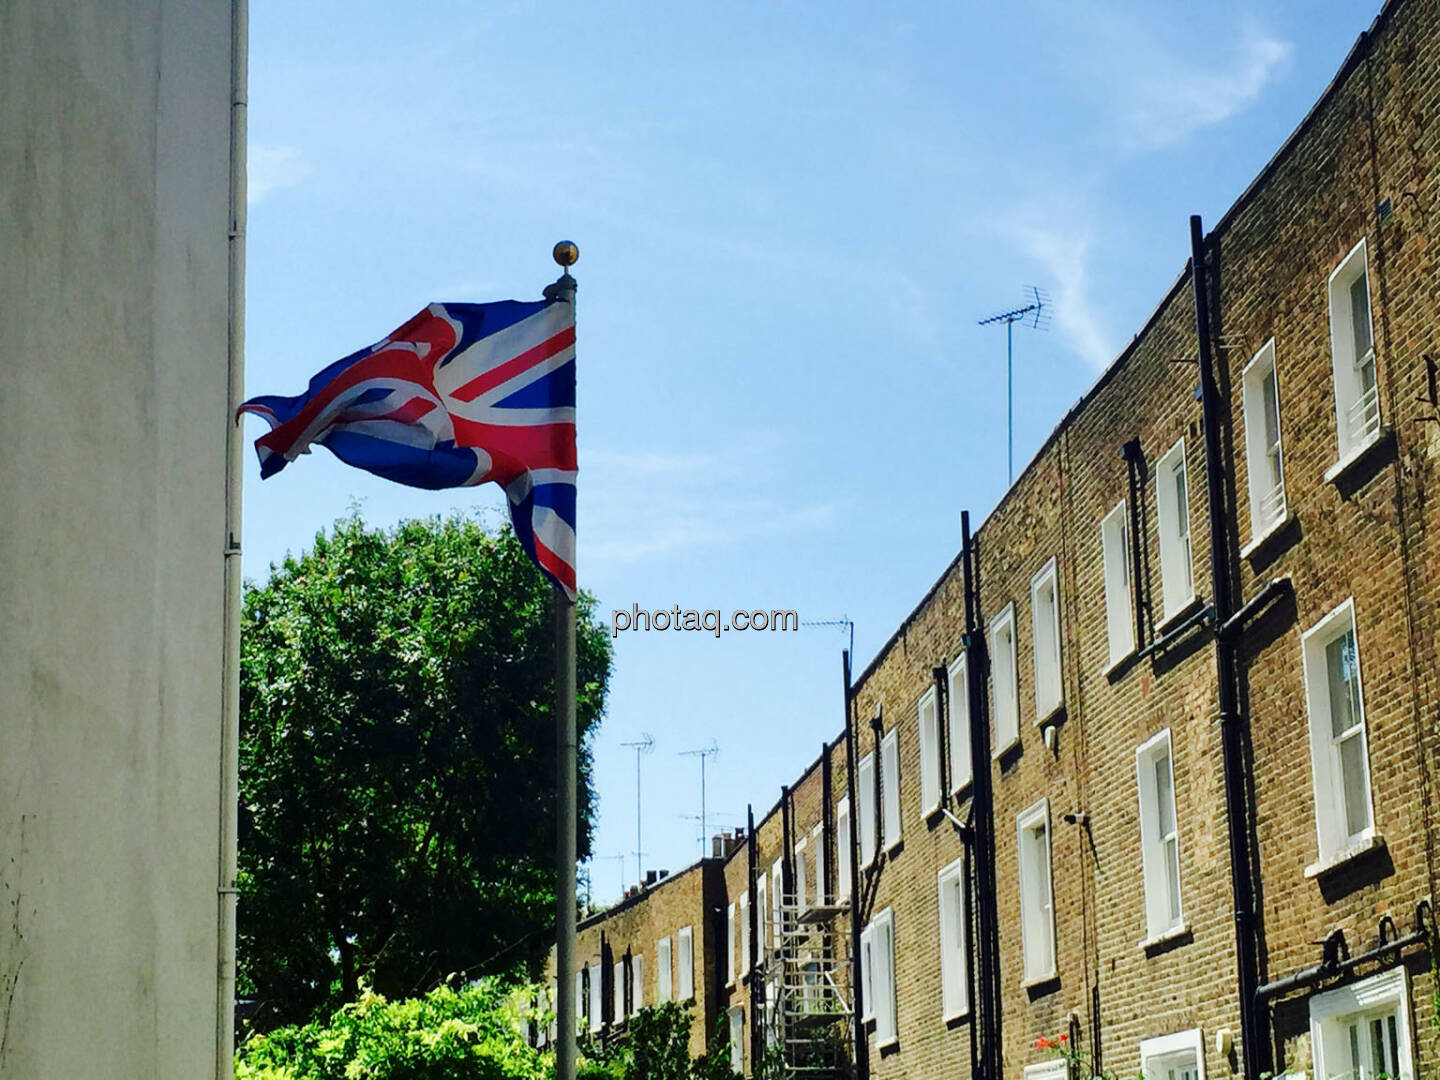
1022,968,1058,989
1241,509,1294,558
950,779,974,800
1034,700,1065,727
1139,921,1190,951
1324,428,1391,486
876,1034,899,1050
885,838,902,855
1304,832,1385,879
923,800,942,819
942,1007,972,1024
1105,649,1137,677
992,735,1021,761
1156,595,1201,635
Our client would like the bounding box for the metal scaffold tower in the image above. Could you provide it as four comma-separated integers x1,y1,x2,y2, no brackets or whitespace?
759,881,854,1079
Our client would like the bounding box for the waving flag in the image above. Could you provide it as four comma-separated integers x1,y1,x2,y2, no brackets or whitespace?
239,299,577,597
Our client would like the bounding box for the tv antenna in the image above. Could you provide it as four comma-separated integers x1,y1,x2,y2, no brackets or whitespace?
680,741,720,854
979,286,1050,483
620,733,654,889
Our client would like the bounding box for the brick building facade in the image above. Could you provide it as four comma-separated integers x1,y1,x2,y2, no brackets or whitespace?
549,0,1440,1077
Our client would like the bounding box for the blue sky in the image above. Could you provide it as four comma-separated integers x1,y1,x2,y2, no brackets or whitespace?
244,0,1380,903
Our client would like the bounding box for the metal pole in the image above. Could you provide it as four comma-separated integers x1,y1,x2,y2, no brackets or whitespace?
635,751,641,886
1190,215,1265,1080
216,1,247,1075
1007,318,1014,483
700,752,708,848
549,257,579,1080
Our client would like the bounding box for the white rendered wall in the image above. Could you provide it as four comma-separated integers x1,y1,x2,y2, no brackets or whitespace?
0,1,235,1077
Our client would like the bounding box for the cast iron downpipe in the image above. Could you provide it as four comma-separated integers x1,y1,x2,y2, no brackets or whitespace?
842,650,870,1080
962,511,1002,1080
1120,438,1148,650
747,804,761,1071
1191,215,1267,1080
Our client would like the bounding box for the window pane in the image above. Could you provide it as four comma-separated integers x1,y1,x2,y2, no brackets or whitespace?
1350,272,1373,360
1340,732,1370,838
1327,631,1363,737
1349,1021,1362,1079
1173,460,1188,540
1154,753,1176,836
1164,836,1181,923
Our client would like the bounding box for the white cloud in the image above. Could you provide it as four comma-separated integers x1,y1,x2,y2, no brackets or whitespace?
581,444,838,569
1003,215,1112,371
248,144,313,205
1119,21,1293,150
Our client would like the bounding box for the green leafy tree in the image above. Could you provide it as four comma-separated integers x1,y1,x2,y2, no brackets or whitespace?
238,513,612,1029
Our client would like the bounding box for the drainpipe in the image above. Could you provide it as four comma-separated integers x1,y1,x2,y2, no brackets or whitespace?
1120,438,1147,651
217,1,247,1075
962,511,1001,1080
1191,215,1267,1080
747,804,761,1071
842,650,869,1080
822,748,834,904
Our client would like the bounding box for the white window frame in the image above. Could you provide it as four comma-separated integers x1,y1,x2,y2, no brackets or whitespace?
1136,730,1185,944
947,653,973,793
881,728,901,850
1302,598,1377,870
1101,501,1135,666
726,902,737,987
836,796,852,899
756,873,768,956
1242,339,1288,544
1031,557,1064,720
937,857,970,1022
857,752,877,867
1140,1029,1206,1080
771,859,783,940
577,969,588,1033
794,837,809,911
614,960,626,1024
739,891,751,975
990,604,1020,755
810,822,825,906
860,907,897,1048
1017,798,1057,985
918,686,942,816
1155,438,1195,622
1327,238,1383,469
1310,967,1414,1080
588,962,602,1033
657,936,672,1003
728,1006,745,1074
630,954,644,1017
1025,1060,1069,1080
676,925,694,1001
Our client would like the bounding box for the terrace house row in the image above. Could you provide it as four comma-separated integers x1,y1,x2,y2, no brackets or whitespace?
546,0,1440,1077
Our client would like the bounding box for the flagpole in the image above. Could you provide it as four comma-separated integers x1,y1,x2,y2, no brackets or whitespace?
546,243,579,1080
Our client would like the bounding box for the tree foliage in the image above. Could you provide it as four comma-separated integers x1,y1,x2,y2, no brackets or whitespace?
239,513,612,1029
234,982,744,1080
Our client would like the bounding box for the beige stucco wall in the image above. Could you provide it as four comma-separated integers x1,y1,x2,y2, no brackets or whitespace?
0,1,235,1077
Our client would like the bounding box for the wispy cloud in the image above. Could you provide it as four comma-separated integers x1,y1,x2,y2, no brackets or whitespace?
994,202,1113,371
1115,20,1293,151
248,144,313,205
582,444,839,569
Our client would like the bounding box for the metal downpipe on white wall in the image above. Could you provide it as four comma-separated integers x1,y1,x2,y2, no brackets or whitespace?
218,0,248,1076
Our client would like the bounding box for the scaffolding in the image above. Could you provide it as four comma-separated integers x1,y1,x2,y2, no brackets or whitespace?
759,887,854,1079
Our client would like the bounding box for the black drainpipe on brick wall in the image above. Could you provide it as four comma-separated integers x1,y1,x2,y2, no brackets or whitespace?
1121,437,1148,649
1190,215,1268,1080
822,747,834,903
842,649,869,1080
781,786,794,929
962,510,1002,1080
747,803,761,1072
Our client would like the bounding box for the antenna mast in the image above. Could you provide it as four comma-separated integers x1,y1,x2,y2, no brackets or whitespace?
680,742,720,854
979,286,1050,483
620,733,654,889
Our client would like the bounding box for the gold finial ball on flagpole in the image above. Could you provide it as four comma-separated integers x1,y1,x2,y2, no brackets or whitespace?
553,241,579,268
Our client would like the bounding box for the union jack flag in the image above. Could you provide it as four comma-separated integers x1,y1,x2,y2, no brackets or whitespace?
238,299,577,597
